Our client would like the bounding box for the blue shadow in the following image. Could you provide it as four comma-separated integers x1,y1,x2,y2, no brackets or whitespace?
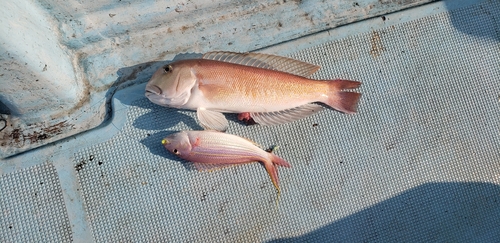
269,182,500,242
444,0,500,42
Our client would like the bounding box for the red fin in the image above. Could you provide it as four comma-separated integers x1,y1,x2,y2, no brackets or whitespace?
325,80,362,114
263,161,280,193
270,153,291,168
331,79,361,89
263,153,291,193
238,112,256,125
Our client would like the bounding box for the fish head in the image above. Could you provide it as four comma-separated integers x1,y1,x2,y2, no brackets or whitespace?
145,61,197,108
162,131,192,158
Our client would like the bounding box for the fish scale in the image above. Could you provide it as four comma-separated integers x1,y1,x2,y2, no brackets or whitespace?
162,130,291,192
145,52,361,131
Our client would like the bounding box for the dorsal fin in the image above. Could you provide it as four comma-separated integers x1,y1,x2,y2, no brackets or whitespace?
202,51,321,78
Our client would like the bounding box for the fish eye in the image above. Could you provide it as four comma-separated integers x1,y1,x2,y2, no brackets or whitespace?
163,65,173,73
173,149,180,155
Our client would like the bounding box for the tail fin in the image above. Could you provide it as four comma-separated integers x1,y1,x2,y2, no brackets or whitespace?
324,80,362,114
263,153,291,193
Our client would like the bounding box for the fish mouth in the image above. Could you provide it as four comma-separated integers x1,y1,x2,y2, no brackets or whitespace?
145,84,162,95
144,87,190,108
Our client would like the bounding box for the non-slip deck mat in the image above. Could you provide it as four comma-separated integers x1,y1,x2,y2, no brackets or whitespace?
75,2,500,242
0,163,72,242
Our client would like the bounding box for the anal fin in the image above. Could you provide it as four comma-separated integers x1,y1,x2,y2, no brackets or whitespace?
250,103,324,126
193,162,240,172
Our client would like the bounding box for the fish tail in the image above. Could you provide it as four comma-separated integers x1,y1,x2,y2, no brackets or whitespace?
270,153,291,167
324,79,362,114
264,154,291,193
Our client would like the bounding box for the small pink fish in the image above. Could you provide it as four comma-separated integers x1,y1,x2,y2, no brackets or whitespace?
146,51,361,131
162,130,290,192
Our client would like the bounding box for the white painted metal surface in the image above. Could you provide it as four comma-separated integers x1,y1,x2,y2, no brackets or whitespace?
3,1,500,242
0,0,433,157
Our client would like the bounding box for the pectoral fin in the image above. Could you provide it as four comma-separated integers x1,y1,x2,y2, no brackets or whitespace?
197,108,228,131
250,103,324,126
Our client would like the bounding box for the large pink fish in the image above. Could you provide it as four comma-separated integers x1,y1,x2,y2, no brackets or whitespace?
162,130,290,192
146,51,361,131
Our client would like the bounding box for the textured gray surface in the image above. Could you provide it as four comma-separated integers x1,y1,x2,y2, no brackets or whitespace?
74,1,500,242
0,163,72,242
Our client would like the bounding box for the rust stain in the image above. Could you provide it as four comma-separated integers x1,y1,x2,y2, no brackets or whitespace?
10,129,23,147
180,25,189,33
378,0,415,4
25,121,71,144
303,12,314,24
1,121,72,148
370,31,385,57
43,121,69,134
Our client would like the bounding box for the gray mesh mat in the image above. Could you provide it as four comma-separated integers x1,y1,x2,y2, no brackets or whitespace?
0,163,72,242
75,2,500,242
